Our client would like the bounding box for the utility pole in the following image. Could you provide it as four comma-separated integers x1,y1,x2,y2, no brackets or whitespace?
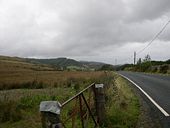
115,59,117,65
134,51,136,65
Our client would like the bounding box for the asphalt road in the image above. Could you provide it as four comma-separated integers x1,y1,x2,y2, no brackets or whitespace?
118,71,170,127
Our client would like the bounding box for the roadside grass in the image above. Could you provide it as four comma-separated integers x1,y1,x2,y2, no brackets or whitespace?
103,72,140,128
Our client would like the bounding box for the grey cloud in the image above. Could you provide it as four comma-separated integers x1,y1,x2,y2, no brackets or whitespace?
0,0,170,63
126,0,170,21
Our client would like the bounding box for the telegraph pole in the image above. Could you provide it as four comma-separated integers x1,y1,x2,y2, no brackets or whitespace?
115,59,117,65
134,51,136,65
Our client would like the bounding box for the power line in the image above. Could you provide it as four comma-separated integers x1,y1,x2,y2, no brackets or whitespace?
121,19,170,64
116,19,170,64
137,19,170,55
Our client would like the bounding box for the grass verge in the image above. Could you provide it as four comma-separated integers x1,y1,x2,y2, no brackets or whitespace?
103,72,140,128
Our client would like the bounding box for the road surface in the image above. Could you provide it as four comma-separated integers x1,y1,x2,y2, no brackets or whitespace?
118,71,170,127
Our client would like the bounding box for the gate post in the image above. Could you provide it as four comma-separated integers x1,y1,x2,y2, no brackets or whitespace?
94,84,105,126
40,101,62,128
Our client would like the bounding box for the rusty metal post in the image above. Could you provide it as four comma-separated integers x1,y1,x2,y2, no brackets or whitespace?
40,101,62,128
94,84,105,126
79,95,85,128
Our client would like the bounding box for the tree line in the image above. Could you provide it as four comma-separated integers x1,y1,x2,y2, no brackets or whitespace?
118,54,170,74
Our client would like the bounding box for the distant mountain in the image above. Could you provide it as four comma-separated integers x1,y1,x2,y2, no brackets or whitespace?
0,55,57,71
0,55,109,70
27,58,83,68
80,61,105,69
27,58,107,70
0,55,26,62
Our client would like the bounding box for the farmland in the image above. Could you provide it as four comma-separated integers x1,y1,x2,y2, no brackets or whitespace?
0,56,140,128
0,57,109,128
0,57,105,90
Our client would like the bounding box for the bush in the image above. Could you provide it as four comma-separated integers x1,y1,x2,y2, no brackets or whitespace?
140,62,151,72
151,66,158,73
99,64,115,71
159,64,169,74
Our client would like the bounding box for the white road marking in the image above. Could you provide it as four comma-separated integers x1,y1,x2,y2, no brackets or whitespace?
119,73,170,117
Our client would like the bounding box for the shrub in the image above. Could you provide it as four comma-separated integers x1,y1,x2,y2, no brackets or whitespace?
140,62,151,72
159,64,169,74
151,66,158,73
99,64,115,71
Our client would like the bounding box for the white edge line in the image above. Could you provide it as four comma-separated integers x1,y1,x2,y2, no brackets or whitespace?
119,73,169,117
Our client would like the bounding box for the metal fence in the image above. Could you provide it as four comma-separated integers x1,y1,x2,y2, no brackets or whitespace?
60,83,98,128
40,83,105,128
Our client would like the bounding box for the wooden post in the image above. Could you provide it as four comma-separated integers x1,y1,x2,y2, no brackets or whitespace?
40,101,62,128
94,84,105,126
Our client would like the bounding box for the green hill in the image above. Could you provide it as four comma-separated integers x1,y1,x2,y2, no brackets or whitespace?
80,61,105,69
27,58,82,69
0,55,57,71
0,55,108,70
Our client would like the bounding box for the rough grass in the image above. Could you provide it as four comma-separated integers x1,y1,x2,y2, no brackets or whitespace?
0,69,108,128
103,72,140,128
0,71,141,128
0,58,106,90
60,71,114,128
0,87,84,128
0,58,140,128
0,71,105,90
0,67,105,90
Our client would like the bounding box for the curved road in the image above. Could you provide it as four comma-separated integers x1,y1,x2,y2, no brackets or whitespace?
118,71,170,127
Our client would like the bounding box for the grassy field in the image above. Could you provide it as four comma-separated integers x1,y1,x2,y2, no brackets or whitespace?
0,57,140,128
0,58,105,90
0,71,108,128
0,57,108,128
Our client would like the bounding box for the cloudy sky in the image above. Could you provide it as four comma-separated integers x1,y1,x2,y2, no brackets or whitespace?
0,0,170,64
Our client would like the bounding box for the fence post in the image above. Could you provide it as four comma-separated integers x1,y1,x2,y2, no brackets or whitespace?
94,84,105,126
40,101,62,128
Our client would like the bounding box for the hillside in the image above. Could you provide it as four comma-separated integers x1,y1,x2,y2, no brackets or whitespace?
0,55,108,70
27,58,83,68
0,55,57,71
80,61,105,69
27,58,106,70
